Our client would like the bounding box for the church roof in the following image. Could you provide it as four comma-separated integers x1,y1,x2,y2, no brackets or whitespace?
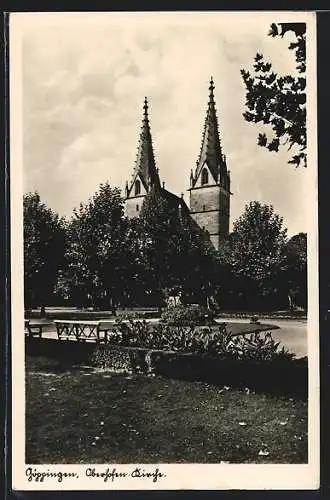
160,187,189,212
132,97,160,191
141,184,213,248
194,77,226,185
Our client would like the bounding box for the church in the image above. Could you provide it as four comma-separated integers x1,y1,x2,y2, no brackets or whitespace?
124,78,231,251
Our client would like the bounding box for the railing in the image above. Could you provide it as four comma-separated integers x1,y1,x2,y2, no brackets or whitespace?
24,320,43,338
54,320,113,344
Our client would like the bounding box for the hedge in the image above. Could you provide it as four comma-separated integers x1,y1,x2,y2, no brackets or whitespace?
25,337,307,399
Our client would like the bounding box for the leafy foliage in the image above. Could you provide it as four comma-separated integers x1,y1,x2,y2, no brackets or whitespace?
160,304,215,326
229,201,287,281
64,183,139,311
103,319,294,361
221,202,288,310
24,192,66,312
30,182,221,311
90,347,132,372
241,22,306,167
139,186,218,306
24,182,305,314
279,232,307,309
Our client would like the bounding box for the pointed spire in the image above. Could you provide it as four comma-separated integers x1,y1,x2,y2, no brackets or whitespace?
193,77,227,185
133,97,160,191
189,169,194,187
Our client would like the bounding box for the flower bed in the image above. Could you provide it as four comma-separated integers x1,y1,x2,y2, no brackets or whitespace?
105,320,292,361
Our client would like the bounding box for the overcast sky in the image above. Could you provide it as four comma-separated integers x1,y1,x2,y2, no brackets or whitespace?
18,12,312,235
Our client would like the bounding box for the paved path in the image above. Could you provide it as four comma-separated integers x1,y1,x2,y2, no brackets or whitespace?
265,320,307,358
216,318,307,358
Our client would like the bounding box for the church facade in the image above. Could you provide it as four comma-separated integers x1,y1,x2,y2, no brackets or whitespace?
124,78,231,251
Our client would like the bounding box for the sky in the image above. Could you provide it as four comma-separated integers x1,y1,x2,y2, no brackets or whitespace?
17,12,313,235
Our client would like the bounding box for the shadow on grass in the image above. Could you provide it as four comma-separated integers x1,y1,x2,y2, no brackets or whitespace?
26,355,95,375
25,355,308,465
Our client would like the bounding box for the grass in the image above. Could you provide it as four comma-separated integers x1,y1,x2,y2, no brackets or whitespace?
26,355,307,464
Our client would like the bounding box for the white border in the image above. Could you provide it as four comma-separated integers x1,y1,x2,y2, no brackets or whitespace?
10,11,319,490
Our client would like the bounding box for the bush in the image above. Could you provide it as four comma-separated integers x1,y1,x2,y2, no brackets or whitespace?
105,320,294,361
89,346,132,372
116,310,159,320
160,304,215,326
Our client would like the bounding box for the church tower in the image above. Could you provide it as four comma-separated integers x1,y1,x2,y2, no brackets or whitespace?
125,97,161,218
188,77,231,251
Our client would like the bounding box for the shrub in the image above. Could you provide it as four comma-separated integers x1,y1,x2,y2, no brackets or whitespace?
116,310,158,320
160,304,215,326
89,346,132,372
228,332,295,361
105,320,294,361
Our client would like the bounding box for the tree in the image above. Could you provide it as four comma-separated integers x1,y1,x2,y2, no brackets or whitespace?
280,232,307,310
241,22,306,168
139,186,217,308
216,237,240,310
24,192,66,316
175,215,219,308
113,215,152,308
65,183,130,313
139,186,179,303
227,201,288,310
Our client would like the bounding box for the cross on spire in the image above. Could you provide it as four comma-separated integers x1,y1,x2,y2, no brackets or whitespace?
143,97,149,117
209,76,215,94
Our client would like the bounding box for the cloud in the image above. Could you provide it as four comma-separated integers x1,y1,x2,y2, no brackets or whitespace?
20,12,309,235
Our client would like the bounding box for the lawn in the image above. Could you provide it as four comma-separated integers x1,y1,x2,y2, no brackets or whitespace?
26,356,308,464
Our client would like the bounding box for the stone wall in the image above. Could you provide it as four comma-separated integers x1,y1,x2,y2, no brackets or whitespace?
190,209,219,236
189,184,230,249
190,184,220,213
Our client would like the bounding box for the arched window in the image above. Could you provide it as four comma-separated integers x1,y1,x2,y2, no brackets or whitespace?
201,168,209,186
135,179,141,196
202,204,206,212
136,204,139,212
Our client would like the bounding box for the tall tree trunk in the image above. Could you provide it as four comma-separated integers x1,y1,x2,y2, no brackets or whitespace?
110,297,117,316
288,292,294,313
157,283,163,316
